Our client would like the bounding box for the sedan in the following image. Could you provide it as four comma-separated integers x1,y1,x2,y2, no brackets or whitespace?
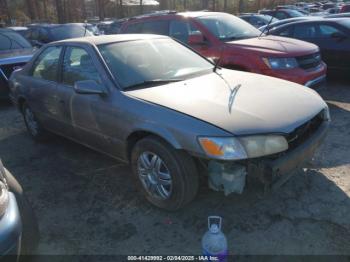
9,35,330,210
239,14,278,28
268,18,350,74
0,159,39,259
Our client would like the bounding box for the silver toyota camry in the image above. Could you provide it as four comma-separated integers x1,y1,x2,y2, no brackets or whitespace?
9,35,330,210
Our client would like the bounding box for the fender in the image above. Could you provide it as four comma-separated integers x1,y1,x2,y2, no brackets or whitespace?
129,122,183,149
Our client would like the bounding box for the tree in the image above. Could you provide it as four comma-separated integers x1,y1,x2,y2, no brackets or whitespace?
55,0,65,23
238,0,244,13
0,0,11,24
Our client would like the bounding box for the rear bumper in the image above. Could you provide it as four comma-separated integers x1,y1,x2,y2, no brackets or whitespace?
248,120,330,189
0,193,22,259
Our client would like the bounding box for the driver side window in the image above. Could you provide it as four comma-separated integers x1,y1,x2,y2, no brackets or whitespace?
62,47,102,86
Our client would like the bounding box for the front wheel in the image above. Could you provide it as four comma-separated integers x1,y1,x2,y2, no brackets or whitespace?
131,136,199,211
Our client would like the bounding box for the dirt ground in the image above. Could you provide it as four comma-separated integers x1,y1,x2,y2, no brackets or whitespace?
0,79,349,257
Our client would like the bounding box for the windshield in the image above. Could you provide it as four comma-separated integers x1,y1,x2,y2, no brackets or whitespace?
196,13,261,41
286,9,305,17
49,25,92,41
258,15,279,24
98,38,213,90
0,31,32,51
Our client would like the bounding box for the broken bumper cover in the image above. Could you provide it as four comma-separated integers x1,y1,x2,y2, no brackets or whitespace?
248,121,330,189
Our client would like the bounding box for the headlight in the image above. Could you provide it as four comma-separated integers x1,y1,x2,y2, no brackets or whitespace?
263,57,298,69
238,135,288,158
0,160,9,217
198,137,247,160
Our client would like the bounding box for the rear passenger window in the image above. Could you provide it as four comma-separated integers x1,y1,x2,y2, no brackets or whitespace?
294,24,317,38
278,26,293,37
170,20,190,43
142,21,169,35
124,23,143,33
32,46,62,81
169,20,202,43
62,47,102,86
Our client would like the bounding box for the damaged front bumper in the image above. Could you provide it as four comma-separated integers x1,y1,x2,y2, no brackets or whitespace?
247,121,330,191
208,120,330,194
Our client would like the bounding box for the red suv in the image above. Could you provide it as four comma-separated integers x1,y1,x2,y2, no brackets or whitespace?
340,4,350,13
120,11,327,87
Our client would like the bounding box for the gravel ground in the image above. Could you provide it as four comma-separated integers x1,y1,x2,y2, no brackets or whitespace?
0,79,349,257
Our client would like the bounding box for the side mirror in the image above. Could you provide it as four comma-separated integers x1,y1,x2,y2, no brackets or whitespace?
74,80,106,95
188,33,206,45
331,32,347,41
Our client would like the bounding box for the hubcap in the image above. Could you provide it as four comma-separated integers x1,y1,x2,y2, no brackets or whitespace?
137,152,172,200
24,108,38,136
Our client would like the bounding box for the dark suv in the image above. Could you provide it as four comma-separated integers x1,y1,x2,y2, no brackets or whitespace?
0,29,34,99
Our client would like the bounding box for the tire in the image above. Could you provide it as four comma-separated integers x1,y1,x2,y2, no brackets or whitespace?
131,136,199,211
22,102,48,141
4,170,39,255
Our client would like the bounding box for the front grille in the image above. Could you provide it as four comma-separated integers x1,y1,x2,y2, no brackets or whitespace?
296,52,322,70
0,63,26,79
286,110,324,150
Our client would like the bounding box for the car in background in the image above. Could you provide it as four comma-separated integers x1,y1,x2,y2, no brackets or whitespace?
258,16,317,32
104,18,129,34
9,34,330,210
0,159,39,259
25,23,93,47
326,12,350,18
239,14,279,28
268,18,350,74
340,4,350,13
96,20,115,34
7,26,29,37
120,11,327,87
259,9,306,20
66,23,101,36
0,29,34,99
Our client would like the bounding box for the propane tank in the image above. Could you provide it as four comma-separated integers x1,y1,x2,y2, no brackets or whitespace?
202,216,228,262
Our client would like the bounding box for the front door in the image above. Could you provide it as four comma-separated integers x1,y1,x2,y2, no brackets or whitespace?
57,46,116,153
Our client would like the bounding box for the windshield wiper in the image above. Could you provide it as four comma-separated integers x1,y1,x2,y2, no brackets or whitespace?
123,79,183,91
259,15,275,38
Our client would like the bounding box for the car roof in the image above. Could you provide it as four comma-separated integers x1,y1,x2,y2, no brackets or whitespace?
127,11,231,21
54,34,169,46
0,28,18,33
271,17,348,29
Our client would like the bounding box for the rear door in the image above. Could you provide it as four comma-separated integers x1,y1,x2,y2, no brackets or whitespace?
26,45,63,129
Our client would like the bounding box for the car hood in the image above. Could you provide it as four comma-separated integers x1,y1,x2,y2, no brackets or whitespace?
226,35,319,56
0,48,34,66
127,70,327,136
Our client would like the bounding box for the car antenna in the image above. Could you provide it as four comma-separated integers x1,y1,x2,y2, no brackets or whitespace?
213,47,224,73
83,21,87,37
259,15,275,38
